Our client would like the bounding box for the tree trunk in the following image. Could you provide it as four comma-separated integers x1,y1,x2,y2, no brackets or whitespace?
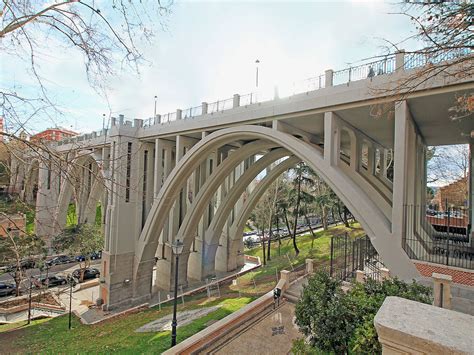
276,215,281,256
284,209,292,246
292,177,302,256
322,206,328,231
267,208,275,261
343,206,349,227
336,203,349,228
258,224,266,266
304,212,317,249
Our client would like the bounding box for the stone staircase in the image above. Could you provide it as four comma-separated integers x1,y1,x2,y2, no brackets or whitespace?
284,277,308,304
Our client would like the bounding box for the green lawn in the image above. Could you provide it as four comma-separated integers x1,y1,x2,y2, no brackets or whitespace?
0,295,253,354
233,223,364,294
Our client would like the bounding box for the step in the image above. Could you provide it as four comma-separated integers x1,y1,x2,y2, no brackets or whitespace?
284,293,299,304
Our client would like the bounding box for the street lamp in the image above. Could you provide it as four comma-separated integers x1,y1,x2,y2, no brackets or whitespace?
170,238,184,347
255,59,260,88
154,95,158,122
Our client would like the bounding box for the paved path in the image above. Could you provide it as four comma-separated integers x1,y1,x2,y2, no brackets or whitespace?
210,302,302,355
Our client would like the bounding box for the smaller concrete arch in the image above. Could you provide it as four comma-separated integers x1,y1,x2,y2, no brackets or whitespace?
227,156,301,270
54,153,106,233
22,159,40,205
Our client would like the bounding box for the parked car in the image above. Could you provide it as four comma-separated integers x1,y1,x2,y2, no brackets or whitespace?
75,251,102,262
34,275,68,288
5,258,37,272
46,255,73,267
72,268,100,282
0,282,16,297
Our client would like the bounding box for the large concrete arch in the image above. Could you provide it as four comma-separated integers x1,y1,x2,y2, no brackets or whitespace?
176,140,277,253
178,148,292,280
54,153,105,233
135,125,419,297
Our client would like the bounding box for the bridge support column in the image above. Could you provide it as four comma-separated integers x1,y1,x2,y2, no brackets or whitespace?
155,245,190,291
101,122,152,310
35,154,61,250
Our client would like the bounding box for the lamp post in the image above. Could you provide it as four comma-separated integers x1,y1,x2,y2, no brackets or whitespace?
67,274,74,330
154,95,158,122
102,113,106,131
255,59,260,88
170,239,184,347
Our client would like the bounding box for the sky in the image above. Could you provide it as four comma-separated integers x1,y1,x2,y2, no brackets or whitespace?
1,0,417,134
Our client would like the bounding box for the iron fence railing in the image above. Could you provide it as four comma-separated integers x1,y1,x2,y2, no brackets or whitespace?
332,56,396,86
208,97,234,114
403,205,473,269
329,233,385,282
404,48,471,70
183,105,203,119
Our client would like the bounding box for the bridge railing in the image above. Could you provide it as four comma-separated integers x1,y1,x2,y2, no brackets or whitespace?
208,97,234,114
183,105,203,119
404,48,470,70
403,204,473,270
332,56,396,86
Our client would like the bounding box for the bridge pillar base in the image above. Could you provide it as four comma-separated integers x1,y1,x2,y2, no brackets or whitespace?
101,251,152,311
155,246,189,291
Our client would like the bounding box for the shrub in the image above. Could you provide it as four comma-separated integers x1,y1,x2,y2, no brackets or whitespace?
293,271,432,354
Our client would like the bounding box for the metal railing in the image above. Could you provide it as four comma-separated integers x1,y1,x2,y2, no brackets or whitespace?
332,56,396,86
403,205,473,269
404,48,471,70
329,233,385,282
208,97,234,114
183,105,203,119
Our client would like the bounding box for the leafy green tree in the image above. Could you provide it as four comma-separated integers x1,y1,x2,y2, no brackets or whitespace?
295,271,356,353
294,271,432,354
52,224,103,282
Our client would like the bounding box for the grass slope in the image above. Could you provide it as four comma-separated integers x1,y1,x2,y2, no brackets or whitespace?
0,295,253,354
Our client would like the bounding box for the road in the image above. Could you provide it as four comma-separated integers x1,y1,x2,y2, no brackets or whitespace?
0,259,102,294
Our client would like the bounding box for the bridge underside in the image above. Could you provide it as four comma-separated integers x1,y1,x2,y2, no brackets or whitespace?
10,65,472,310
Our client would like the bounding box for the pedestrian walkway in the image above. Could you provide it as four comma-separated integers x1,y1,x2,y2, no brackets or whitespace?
205,301,302,354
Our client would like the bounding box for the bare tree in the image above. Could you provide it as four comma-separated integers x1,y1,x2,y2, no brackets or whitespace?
368,2,473,120
1,0,173,134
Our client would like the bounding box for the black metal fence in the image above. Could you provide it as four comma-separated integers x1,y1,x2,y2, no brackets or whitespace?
329,234,385,282
403,205,473,269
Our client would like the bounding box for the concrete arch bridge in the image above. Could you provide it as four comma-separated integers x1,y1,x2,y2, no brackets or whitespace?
9,52,474,309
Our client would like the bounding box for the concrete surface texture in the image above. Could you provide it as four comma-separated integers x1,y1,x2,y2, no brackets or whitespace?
375,296,474,354
136,306,220,332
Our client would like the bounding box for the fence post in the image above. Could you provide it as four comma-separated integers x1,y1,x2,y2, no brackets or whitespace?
233,94,240,108
432,273,452,309
380,267,390,281
201,102,208,115
343,233,348,280
356,270,365,284
395,49,405,72
446,199,450,266
325,69,334,87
